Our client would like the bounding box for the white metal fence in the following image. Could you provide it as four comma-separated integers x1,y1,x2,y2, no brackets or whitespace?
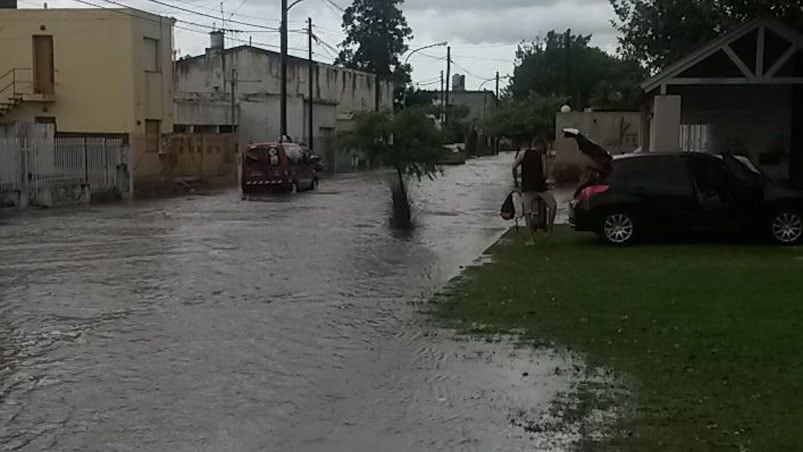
0,137,127,207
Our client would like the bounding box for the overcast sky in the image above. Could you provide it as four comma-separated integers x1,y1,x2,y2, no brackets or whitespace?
29,0,619,91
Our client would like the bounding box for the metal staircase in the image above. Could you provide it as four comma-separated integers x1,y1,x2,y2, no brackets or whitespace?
0,68,37,118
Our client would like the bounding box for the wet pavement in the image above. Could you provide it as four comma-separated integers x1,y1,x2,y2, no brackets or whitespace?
1,155,593,451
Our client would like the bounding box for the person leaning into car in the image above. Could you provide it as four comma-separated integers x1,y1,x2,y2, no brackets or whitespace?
513,137,557,240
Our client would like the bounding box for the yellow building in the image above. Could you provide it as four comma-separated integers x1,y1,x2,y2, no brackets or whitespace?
0,7,174,190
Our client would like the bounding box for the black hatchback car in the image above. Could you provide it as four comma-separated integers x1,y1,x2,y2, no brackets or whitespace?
564,129,803,246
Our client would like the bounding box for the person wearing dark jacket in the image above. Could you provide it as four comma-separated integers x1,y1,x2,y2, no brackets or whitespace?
513,137,557,243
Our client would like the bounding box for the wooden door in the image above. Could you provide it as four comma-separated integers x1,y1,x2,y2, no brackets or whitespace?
32,35,54,95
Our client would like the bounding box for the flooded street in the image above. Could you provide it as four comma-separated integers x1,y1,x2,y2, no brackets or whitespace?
0,155,587,451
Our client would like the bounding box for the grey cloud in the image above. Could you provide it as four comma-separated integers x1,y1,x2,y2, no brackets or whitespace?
407,0,617,45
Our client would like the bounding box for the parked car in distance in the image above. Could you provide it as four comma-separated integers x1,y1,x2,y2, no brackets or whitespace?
242,142,318,194
564,129,803,246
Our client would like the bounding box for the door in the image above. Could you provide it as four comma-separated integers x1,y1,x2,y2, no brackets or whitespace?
32,35,54,95
686,155,753,233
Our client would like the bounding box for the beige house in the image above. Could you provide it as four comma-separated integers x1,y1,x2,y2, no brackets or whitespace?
0,7,174,189
640,18,803,184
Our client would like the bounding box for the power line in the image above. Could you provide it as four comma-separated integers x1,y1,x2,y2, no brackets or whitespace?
70,0,306,52
322,0,345,13
138,0,280,31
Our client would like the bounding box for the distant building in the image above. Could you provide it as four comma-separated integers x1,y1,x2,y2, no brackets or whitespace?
640,18,803,184
174,35,394,172
0,7,175,188
447,74,497,125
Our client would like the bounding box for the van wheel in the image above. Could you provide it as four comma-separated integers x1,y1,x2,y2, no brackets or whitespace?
599,211,637,246
769,210,803,245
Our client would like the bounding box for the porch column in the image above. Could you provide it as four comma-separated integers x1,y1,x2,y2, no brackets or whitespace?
649,95,682,152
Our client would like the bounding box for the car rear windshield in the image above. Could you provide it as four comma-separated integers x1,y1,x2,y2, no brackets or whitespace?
610,156,692,193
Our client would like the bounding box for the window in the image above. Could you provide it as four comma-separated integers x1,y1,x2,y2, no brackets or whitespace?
613,156,691,194
687,156,729,199
143,38,159,72
145,120,160,153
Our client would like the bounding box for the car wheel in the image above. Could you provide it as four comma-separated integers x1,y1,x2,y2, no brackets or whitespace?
599,211,637,246
769,210,803,245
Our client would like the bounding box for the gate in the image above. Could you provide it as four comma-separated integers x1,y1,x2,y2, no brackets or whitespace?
0,137,128,208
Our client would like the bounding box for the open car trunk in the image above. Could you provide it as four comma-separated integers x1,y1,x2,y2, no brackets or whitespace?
563,128,614,194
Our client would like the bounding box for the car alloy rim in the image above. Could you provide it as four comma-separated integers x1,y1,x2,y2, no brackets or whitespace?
604,214,634,243
772,212,803,243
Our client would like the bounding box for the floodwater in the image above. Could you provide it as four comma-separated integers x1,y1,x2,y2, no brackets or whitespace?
0,156,602,451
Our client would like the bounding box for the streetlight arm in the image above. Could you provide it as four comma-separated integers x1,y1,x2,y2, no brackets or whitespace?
288,0,306,11
404,41,448,65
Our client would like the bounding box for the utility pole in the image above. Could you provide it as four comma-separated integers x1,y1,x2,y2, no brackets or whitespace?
308,17,314,151
495,71,500,155
445,46,451,124
230,69,237,132
495,71,500,105
440,70,444,124
280,0,288,140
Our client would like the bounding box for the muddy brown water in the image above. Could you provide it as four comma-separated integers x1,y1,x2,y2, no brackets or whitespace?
1,156,597,451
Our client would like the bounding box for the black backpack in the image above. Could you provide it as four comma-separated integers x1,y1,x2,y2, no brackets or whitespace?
500,192,516,220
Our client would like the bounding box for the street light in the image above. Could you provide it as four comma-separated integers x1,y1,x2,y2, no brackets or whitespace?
403,41,448,66
401,42,448,109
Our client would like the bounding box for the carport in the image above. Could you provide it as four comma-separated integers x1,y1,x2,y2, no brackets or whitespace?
640,18,803,186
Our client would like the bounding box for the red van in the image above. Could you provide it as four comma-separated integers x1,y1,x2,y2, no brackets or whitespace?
242,142,318,194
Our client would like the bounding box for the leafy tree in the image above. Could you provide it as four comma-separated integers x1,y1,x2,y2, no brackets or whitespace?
485,94,566,147
341,107,443,229
508,29,646,110
611,0,803,70
336,0,413,90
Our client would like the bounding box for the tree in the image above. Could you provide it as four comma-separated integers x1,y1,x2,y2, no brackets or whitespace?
611,0,803,70
336,0,413,90
508,30,646,110
341,107,443,229
485,94,566,147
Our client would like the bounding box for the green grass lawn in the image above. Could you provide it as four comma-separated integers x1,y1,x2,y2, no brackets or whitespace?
436,227,803,450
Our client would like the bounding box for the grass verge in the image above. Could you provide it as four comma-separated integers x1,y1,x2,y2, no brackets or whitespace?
435,226,803,450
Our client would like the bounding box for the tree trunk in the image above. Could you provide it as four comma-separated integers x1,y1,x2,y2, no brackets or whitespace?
391,166,412,229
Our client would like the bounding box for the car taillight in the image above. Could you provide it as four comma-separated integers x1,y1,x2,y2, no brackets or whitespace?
576,184,609,202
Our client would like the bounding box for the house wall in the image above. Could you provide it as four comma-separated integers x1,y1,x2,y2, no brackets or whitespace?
174,47,393,116
554,111,642,167
174,46,378,172
449,91,496,125
0,8,174,188
668,84,793,179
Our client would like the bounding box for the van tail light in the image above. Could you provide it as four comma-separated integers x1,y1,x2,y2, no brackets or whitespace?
576,184,610,202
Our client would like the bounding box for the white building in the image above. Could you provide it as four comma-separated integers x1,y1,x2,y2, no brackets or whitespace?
174,33,394,172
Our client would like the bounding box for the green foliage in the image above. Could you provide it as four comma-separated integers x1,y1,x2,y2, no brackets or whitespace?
508,29,646,110
484,94,565,146
342,107,443,180
336,0,413,87
611,0,803,70
443,104,471,144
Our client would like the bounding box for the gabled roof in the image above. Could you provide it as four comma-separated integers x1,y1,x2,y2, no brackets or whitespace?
641,18,803,92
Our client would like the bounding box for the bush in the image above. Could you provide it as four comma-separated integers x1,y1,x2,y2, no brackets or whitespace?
551,162,585,186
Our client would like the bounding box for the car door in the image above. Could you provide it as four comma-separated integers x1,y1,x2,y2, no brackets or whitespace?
686,155,742,232
613,155,697,232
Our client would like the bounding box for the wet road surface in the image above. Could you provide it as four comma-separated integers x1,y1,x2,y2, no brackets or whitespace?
1,156,590,451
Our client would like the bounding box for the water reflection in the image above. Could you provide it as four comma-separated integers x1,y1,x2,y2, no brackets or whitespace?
0,155,604,451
